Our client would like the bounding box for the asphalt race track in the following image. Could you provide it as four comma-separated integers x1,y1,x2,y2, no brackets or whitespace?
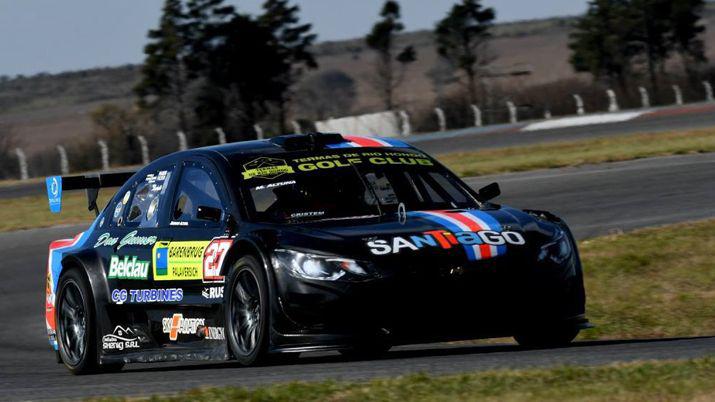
412,102,715,154
0,152,713,400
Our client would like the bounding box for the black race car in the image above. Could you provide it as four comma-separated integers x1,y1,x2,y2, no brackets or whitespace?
44,133,590,374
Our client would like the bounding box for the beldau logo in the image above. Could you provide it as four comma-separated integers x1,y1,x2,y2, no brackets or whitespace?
102,326,141,351
108,255,149,280
162,314,205,341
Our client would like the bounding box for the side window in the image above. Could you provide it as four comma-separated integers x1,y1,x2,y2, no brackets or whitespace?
171,165,223,225
125,167,175,228
111,190,133,226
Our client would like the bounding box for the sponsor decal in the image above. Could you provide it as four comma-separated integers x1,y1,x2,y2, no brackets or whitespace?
291,151,433,173
153,238,232,282
366,210,525,261
200,325,225,340
153,242,205,281
203,239,231,282
94,230,158,249
242,157,295,180
108,255,150,280
111,288,183,304
46,176,62,213
102,326,142,351
146,170,169,184
202,286,224,299
252,180,296,191
162,314,205,341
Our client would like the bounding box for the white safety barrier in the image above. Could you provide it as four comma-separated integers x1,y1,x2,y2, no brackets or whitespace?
638,86,651,109
97,140,110,171
607,89,619,112
573,94,585,115
56,145,69,175
704,81,714,102
215,127,227,144
14,148,28,180
176,131,188,151
471,105,483,127
291,120,302,134
254,124,264,140
136,135,150,166
399,110,411,137
434,108,447,132
316,111,402,137
506,101,518,124
672,85,684,106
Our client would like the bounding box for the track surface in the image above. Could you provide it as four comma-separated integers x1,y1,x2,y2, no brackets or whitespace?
0,153,713,399
412,102,715,154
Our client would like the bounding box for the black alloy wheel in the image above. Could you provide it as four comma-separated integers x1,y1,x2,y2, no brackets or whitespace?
225,256,269,365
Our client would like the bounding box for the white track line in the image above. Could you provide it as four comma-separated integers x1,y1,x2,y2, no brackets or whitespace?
521,111,649,132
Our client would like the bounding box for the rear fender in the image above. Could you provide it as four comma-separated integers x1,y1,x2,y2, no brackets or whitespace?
59,250,112,351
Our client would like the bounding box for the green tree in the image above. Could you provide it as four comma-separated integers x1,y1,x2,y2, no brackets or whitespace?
366,1,417,110
569,0,638,92
669,0,707,81
434,0,495,104
134,0,190,132
183,0,235,77
629,0,674,100
259,0,317,134
198,14,286,140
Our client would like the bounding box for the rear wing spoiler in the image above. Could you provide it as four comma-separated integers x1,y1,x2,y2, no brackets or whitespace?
45,172,135,215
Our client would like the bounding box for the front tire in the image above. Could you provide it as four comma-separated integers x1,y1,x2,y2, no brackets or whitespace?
56,268,100,374
225,256,270,366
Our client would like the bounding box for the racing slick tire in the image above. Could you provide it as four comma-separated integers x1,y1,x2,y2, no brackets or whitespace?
56,268,101,375
225,256,270,366
513,327,580,349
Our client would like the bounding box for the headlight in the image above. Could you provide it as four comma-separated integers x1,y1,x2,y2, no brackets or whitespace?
538,229,573,265
272,249,371,281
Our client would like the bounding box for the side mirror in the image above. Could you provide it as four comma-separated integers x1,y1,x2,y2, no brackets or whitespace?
477,182,501,202
196,206,222,223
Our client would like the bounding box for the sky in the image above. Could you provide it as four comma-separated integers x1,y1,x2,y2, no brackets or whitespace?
0,0,590,77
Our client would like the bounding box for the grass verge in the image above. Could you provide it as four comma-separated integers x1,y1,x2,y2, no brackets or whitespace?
94,357,715,401
579,219,715,340
438,127,715,177
0,192,110,232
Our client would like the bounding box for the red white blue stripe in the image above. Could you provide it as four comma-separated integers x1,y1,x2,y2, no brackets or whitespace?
410,210,507,261
327,135,411,149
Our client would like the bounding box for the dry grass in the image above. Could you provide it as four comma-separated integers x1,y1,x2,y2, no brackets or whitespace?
438,128,715,177
579,219,715,340
0,192,109,232
93,357,715,401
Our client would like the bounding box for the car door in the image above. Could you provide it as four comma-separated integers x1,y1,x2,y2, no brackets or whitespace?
152,158,232,305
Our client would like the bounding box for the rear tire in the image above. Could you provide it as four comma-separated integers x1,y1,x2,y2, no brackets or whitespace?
514,327,579,348
56,269,100,375
225,256,270,366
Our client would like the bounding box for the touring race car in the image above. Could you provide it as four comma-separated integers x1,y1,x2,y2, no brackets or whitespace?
44,133,590,374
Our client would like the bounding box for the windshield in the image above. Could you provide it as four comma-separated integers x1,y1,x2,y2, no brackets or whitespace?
237,149,478,223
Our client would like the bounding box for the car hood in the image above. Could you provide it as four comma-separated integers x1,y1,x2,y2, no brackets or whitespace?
272,206,563,264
